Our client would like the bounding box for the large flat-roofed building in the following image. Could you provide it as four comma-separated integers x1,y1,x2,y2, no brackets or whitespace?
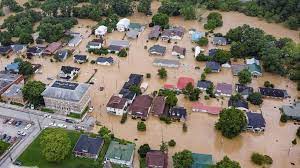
0,71,24,96
42,80,91,115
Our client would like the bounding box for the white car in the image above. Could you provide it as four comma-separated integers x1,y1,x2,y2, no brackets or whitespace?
24,124,31,130
89,107,94,113
58,124,67,128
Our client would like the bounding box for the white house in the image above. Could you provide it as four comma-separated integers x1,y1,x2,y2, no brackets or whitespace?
95,25,108,36
246,58,260,65
194,46,204,58
106,95,128,115
68,36,82,47
116,18,130,32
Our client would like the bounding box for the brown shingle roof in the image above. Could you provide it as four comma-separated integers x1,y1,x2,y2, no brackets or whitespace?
172,45,186,55
106,96,127,109
146,150,168,168
44,42,62,54
150,96,166,116
129,95,153,118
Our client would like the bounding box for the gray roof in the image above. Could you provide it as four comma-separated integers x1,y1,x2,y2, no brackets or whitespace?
127,30,139,38
231,64,248,76
0,71,23,92
149,45,166,55
69,36,82,46
282,102,300,119
73,134,103,155
11,44,26,53
109,40,129,48
153,58,180,67
42,80,90,102
2,84,23,98
213,37,227,44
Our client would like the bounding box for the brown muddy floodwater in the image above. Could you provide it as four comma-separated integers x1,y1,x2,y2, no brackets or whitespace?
0,1,299,168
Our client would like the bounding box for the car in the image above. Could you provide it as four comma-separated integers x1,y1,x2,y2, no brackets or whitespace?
1,134,7,140
15,121,22,127
17,130,22,135
8,119,14,124
43,114,49,118
24,124,32,130
89,107,94,112
57,124,67,128
65,119,75,123
13,161,22,166
12,120,17,125
5,136,11,142
44,125,49,128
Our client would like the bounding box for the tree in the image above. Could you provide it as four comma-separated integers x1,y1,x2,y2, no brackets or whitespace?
98,126,111,137
204,12,223,30
19,61,34,76
158,68,167,79
118,49,128,57
138,144,151,158
0,31,12,46
213,49,231,64
215,108,247,138
247,92,263,105
19,32,34,44
137,0,151,15
196,54,212,62
22,81,46,107
183,83,201,101
40,128,71,162
280,113,288,123
251,153,273,166
168,139,176,147
110,0,134,17
206,83,215,97
264,81,274,88
38,23,65,43
41,0,60,16
152,13,169,28
214,156,241,168
166,94,178,107
201,73,206,80
180,5,196,20
160,141,168,153
204,67,212,74
197,37,209,46
172,150,193,168
137,121,146,131
129,85,141,95
238,69,252,85
285,16,300,30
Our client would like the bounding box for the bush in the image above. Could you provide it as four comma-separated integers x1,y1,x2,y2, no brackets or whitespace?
168,139,176,147
90,60,96,64
204,95,210,100
264,81,274,88
120,113,127,124
138,144,151,158
292,138,297,145
251,153,273,166
280,114,288,123
118,49,128,57
146,73,151,78
159,116,172,124
182,123,188,132
137,122,146,131
197,37,209,46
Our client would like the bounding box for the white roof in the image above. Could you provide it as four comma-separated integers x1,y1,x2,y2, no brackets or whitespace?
194,46,204,57
95,25,107,35
140,82,148,89
246,58,260,65
117,18,130,26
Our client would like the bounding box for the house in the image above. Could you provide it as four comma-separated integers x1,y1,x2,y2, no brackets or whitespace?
0,46,12,55
259,87,288,99
248,63,262,76
119,74,143,103
73,134,104,160
128,23,144,32
146,150,168,168
228,98,249,111
235,84,253,99
177,77,194,90
55,50,69,62
191,31,205,42
282,102,300,121
105,141,135,168
215,83,232,97
74,54,88,64
116,18,130,32
43,42,62,55
148,25,161,40
58,66,80,80
1,84,25,105
96,57,114,66
192,102,222,115
42,80,91,115
106,95,128,115
208,49,218,57
246,58,260,65
169,106,187,121
194,46,205,58
212,37,227,45
153,58,180,68
161,26,185,41
126,29,140,39
231,64,248,76
11,44,26,54
0,71,24,95
246,112,266,132
149,45,166,56
5,62,20,74
197,80,213,91
32,64,42,73
68,35,82,47
192,153,213,168
86,39,103,50
172,46,186,59
206,61,221,72
108,45,124,53
26,46,44,57
95,25,108,36
128,95,153,120
150,96,166,117
109,40,130,48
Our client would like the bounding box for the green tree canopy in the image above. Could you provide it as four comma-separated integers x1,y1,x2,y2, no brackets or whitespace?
238,69,252,85
214,156,241,168
215,108,247,138
138,144,151,158
172,150,193,168
137,0,151,15
40,128,71,162
180,4,196,20
247,92,263,105
22,80,46,107
158,68,168,79
152,13,169,28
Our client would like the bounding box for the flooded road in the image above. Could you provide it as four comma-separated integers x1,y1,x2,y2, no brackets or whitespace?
0,1,299,168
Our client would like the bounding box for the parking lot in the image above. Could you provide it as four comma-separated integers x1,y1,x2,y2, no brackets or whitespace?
0,115,34,145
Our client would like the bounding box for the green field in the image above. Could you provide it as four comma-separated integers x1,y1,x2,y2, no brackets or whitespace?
17,128,101,168
0,141,10,156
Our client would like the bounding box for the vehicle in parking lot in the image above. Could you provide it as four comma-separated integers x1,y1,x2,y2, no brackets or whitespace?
1,133,7,140
12,120,17,125
89,107,94,112
65,119,75,123
43,114,52,118
57,123,67,128
8,119,14,124
3,118,10,124
13,161,22,166
5,136,11,142
24,124,32,130
15,121,22,127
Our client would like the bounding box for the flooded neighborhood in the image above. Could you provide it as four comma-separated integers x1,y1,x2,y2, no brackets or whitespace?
0,0,299,168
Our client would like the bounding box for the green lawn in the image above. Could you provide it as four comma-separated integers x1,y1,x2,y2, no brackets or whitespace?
17,128,100,168
0,141,10,156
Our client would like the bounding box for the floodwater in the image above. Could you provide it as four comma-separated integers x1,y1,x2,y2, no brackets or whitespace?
0,1,299,168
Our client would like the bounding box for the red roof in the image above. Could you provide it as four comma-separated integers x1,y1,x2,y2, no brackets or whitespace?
164,83,175,89
177,77,194,90
44,42,62,54
192,102,222,115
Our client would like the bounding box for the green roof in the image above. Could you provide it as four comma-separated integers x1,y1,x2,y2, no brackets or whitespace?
105,141,135,162
129,23,142,30
248,64,262,74
192,153,213,168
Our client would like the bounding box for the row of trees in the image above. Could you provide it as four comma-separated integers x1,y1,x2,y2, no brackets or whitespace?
204,12,223,30
158,0,197,20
